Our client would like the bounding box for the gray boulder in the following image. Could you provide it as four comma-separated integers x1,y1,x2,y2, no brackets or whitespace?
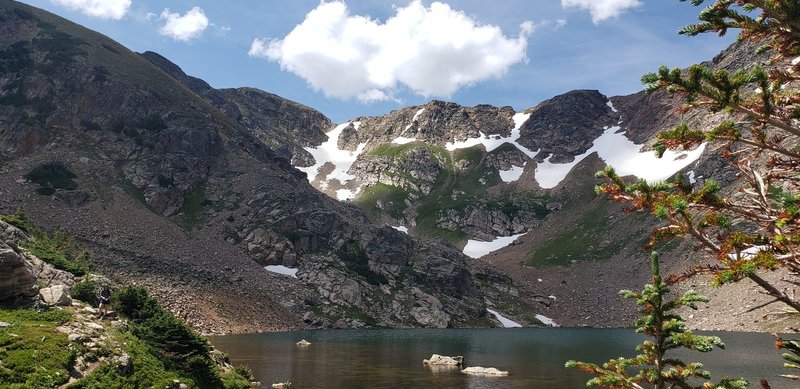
39,285,73,306
0,243,38,302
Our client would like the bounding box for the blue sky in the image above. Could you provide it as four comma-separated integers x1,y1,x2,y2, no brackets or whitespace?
19,0,736,123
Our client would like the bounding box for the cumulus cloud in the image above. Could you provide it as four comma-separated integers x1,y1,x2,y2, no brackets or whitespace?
561,0,642,24
159,7,209,42
50,0,131,20
250,1,532,102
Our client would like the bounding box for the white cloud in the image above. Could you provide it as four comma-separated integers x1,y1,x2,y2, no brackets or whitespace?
250,1,531,102
159,7,209,42
50,0,131,20
561,0,642,24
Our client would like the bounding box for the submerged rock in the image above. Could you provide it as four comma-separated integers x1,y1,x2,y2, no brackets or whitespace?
296,339,311,346
461,366,509,376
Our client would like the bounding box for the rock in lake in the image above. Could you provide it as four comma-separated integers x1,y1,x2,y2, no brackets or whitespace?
296,339,311,346
422,354,463,365
461,366,509,376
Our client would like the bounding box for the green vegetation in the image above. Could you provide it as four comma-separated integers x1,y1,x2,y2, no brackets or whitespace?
25,162,78,195
110,285,240,388
354,183,408,221
0,308,73,388
528,202,615,267
33,21,87,73
0,209,90,276
22,227,91,277
118,176,148,207
567,252,746,388
179,186,209,229
70,280,99,306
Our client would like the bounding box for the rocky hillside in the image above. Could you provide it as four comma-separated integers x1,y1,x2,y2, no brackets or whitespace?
0,0,533,334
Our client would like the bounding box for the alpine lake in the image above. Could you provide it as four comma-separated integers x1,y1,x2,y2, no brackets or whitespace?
210,328,788,388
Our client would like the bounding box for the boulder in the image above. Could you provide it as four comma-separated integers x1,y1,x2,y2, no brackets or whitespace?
39,285,73,306
422,354,463,366
0,244,38,302
296,339,311,346
28,257,75,288
461,366,509,376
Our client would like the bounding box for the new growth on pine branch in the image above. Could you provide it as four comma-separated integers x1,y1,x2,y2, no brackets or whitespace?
596,0,800,313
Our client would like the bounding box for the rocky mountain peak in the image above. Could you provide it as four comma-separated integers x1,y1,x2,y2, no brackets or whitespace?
518,89,617,163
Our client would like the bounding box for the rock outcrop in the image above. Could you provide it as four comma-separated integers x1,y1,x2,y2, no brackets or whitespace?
0,243,37,302
518,89,616,163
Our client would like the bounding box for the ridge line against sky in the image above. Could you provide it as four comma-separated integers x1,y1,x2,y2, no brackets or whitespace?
20,0,735,123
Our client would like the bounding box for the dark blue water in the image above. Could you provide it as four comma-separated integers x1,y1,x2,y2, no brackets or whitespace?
210,328,790,388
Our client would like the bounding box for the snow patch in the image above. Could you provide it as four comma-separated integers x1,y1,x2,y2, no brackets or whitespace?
487,308,522,328
606,101,618,112
298,122,367,196
687,170,696,184
535,126,706,189
265,265,298,278
392,136,417,145
392,226,409,234
535,314,558,327
402,108,425,134
336,188,359,201
462,233,525,258
499,163,526,182
445,112,537,158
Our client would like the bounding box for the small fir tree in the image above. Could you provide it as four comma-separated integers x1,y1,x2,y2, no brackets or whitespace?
566,252,747,389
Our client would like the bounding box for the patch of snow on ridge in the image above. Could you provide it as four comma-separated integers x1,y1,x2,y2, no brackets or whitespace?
298,121,367,191
607,101,618,112
535,314,558,327
336,188,360,201
402,108,425,133
392,226,409,234
265,265,298,278
462,233,525,258
535,126,706,189
444,112,537,158
392,136,417,145
487,308,522,328
499,164,526,182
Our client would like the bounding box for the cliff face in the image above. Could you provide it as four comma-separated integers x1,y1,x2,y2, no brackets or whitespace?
0,0,521,334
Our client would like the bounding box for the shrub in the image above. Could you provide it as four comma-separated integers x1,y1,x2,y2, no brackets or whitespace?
70,280,98,305
25,162,78,194
22,229,90,276
111,285,222,387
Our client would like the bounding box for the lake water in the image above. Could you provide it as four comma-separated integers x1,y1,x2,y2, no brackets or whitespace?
210,328,790,388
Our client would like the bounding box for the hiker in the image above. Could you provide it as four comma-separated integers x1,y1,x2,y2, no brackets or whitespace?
97,284,112,319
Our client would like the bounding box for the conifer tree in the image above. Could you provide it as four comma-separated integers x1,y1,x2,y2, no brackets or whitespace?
566,252,747,389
